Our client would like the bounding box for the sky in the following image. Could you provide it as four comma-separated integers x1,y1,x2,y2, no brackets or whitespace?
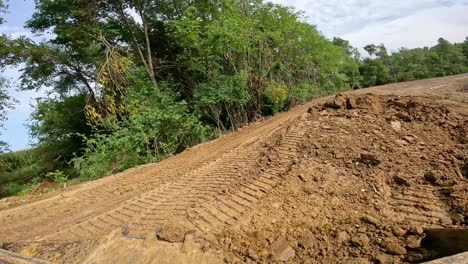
1,0,468,151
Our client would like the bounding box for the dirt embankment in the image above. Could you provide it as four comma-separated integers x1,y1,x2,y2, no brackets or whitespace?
0,74,467,263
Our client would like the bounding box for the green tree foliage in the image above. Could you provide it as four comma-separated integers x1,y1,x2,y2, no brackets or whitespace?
359,39,468,87
73,69,212,179
0,0,13,153
174,1,356,127
29,94,92,170
0,0,6,24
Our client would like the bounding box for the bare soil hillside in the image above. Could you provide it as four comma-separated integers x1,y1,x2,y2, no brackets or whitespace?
1,74,467,264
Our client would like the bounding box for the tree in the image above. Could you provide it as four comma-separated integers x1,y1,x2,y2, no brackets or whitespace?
364,44,377,58
333,37,360,60
29,94,93,170
0,0,13,153
0,0,6,24
359,38,468,87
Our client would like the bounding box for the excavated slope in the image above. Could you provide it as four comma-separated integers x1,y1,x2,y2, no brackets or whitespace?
0,74,467,264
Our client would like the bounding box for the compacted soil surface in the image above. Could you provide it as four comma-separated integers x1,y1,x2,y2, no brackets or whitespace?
1,74,467,264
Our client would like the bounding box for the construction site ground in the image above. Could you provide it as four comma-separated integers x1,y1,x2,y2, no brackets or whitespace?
0,74,467,264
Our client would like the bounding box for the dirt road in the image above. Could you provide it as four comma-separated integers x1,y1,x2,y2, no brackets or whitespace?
1,74,467,263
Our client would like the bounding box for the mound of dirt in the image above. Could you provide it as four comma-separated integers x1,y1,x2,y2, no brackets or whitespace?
0,75,467,264
205,93,467,263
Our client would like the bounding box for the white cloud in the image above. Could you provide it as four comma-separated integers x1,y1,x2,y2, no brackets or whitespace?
341,3,468,52
270,0,465,37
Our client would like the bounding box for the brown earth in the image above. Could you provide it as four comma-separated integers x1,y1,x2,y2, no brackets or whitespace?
0,74,467,264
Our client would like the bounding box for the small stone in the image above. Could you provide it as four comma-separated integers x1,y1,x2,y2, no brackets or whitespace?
405,235,422,249
271,238,295,261
390,121,401,131
408,226,424,235
336,231,350,245
384,240,407,255
351,234,369,247
334,152,344,159
276,246,295,261
393,175,410,186
391,226,406,237
298,174,308,182
360,216,379,226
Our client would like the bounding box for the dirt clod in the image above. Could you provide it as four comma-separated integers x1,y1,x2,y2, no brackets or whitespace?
270,238,295,261
351,234,370,247
336,231,350,245
384,240,407,255
424,171,440,184
391,226,406,237
405,236,422,249
390,121,402,131
359,153,380,166
360,216,380,226
393,175,411,186
408,226,424,235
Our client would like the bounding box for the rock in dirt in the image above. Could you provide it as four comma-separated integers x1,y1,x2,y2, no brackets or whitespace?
408,226,424,235
359,153,380,166
405,235,422,249
351,234,370,247
336,231,350,245
390,121,401,132
298,174,308,182
393,175,410,186
360,216,380,226
270,238,295,261
391,226,406,237
384,240,407,255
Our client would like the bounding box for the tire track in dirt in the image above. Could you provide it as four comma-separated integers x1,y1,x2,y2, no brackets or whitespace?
30,112,308,241
187,119,309,234
0,102,312,242
389,185,453,228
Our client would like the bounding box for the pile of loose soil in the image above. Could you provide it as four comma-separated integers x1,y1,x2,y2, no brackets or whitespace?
207,93,467,263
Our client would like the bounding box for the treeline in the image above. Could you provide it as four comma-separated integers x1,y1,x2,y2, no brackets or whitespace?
0,0,467,197
359,38,468,87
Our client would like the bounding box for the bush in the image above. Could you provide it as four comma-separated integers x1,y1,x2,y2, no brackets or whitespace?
73,78,213,180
